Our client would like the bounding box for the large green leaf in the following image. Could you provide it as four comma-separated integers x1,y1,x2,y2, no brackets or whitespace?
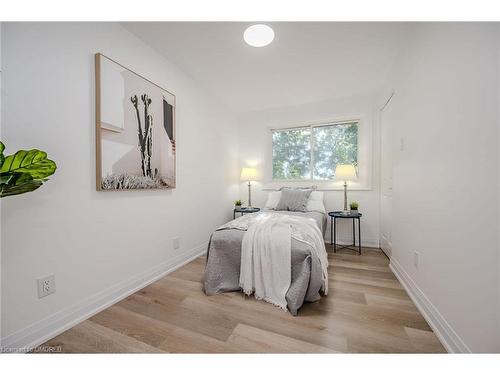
0,172,47,197
0,149,57,179
0,142,57,198
0,179,44,197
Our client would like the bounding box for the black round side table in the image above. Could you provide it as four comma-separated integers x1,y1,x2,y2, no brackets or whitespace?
328,211,362,255
233,207,260,219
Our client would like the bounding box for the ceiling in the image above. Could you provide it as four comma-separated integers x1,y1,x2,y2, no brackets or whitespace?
122,22,411,114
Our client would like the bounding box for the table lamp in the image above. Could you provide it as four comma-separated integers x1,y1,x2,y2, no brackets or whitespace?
240,167,258,208
335,164,357,215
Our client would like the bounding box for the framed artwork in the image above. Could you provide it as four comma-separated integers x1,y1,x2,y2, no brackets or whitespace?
95,53,176,190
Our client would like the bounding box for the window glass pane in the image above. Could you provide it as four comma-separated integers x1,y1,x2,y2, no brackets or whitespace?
312,122,358,180
272,128,311,180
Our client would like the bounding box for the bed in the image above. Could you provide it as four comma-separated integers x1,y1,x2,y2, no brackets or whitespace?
203,190,328,315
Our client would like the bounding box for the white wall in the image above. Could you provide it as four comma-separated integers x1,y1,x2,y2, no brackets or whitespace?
383,23,499,352
498,24,500,353
237,93,381,247
0,23,239,345
379,89,395,258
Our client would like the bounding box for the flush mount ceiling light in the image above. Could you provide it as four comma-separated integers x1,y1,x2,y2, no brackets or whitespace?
243,24,274,47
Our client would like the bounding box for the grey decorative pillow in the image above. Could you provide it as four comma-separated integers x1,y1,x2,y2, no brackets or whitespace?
275,188,313,212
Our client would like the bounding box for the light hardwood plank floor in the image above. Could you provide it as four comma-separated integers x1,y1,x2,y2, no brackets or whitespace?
36,246,446,353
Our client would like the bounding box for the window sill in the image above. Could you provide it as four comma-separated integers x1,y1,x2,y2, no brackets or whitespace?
261,183,373,192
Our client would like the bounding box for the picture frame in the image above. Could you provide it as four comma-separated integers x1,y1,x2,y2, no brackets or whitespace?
95,53,176,191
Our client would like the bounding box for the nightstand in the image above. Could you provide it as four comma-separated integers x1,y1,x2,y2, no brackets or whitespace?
328,211,362,255
233,207,260,219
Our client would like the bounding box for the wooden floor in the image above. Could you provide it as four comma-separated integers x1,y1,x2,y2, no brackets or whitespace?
37,246,446,353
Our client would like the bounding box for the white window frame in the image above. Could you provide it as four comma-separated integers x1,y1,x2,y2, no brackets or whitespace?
266,116,372,191
271,119,360,181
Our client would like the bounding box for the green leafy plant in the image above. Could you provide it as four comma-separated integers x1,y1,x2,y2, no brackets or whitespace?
350,201,359,210
234,199,242,206
0,141,57,198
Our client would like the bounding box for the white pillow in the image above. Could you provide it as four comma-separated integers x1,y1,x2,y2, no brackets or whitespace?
265,190,326,214
305,191,326,214
264,191,281,209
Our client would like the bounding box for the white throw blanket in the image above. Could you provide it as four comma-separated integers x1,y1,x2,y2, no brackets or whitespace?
219,212,328,311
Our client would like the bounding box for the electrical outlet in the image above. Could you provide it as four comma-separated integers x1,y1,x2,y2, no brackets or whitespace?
400,137,405,151
37,274,56,299
173,237,180,250
413,251,419,268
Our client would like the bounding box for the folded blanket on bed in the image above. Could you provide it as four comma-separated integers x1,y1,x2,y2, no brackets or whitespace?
240,214,292,310
219,212,328,311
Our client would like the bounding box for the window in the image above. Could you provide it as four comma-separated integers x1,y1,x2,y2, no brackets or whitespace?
272,121,358,181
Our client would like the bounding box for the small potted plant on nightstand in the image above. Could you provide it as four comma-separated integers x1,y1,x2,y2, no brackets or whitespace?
234,199,242,208
350,201,359,215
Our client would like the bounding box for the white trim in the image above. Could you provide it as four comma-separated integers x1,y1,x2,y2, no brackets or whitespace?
266,115,372,190
270,118,361,183
262,185,372,191
0,243,208,353
324,238,380,249
389,258,471,353
268,117,362,132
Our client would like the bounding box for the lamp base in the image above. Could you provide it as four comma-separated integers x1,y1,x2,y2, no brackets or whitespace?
342,181,349,215
247,181,252,209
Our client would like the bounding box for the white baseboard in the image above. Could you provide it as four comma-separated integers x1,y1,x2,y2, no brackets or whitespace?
325,237,380,249
1,243,208,353
389,258,471,353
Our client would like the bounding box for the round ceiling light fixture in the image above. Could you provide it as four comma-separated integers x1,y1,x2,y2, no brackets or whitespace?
243,24,274,47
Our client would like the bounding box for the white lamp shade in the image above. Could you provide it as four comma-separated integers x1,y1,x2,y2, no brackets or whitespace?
240,167,258,181
334,164,357,181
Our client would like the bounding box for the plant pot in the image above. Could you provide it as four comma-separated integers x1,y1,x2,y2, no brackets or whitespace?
235,205,242,209
350,209,358,215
